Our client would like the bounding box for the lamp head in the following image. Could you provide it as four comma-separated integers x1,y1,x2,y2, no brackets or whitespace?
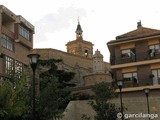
143,88,150,94
117,80,123,87
27,53,40,64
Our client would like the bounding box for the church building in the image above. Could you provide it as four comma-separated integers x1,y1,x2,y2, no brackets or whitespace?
32,20,112,88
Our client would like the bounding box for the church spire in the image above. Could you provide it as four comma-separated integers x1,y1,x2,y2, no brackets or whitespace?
75,17,83,40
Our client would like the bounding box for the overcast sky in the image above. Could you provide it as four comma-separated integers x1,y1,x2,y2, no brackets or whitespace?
1,0,160,62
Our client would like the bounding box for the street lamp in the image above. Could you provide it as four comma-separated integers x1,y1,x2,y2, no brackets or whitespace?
27,53,40,120
117,80,124,120
143,88,150,120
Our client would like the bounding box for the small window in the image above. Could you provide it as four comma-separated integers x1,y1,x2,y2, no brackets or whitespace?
2,34,14,51
19,25,30,40
123,72,138,83
152,69,160,85
121,49,135,59
149,44,160,57
15,61,23,79
85,50,88,57
5,56,14,77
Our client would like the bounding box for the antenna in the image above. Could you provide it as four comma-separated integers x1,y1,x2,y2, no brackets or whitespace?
77,16,80,24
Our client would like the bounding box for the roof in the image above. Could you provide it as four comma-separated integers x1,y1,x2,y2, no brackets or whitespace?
108,22,160,45
76,20,83,31
116,26,160,40
76,23,82,31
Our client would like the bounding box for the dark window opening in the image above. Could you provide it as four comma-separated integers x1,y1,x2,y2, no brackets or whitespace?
85,50,88,57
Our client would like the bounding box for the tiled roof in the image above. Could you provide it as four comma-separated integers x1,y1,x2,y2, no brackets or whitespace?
123,27,159,36
116,26,160,40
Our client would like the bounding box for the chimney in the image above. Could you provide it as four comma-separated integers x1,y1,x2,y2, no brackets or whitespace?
137,21,142,28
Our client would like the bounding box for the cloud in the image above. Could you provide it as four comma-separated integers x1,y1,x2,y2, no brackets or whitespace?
33,6,86,43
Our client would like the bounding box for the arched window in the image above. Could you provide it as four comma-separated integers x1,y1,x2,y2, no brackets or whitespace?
85,50,88,57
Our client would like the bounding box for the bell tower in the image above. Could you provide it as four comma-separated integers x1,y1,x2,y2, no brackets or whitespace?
76,20,83,40
66,20,94,58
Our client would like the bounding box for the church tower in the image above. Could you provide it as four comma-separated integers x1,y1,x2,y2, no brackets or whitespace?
66,20,94,58
76,20,83,40
93,49,104,73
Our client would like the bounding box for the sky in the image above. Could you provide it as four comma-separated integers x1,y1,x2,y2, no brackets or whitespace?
1,0,160,62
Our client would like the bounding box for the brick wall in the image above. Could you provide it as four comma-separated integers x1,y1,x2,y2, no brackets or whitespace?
135,41,149,61
115,46,121,64
14,43,30,64
138,65,151,85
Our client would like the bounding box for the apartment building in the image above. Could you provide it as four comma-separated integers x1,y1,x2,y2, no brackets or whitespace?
107,21,160,88
0,5,34,79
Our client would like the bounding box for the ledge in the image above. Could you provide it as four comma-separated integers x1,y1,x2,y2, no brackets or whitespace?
115,85,160,93
111,59,160,69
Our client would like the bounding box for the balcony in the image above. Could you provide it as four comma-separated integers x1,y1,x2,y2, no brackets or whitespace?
16,35,33,49
113,50,160,65
123,78,160,88
149,51,160,60
110,50,160,68
114,77,160,89
122,77,139,88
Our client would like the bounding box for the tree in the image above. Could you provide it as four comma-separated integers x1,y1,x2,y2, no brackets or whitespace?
35,59,75,120
89,82,119,120
0,76,32,120
0,58,75,120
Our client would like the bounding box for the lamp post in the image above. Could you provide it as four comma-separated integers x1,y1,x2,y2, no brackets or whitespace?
143,88,150,120
27,53,40,120
117,80,124,120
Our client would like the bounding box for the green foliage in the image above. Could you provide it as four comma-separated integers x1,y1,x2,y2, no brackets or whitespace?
89,82,119,120
36,59,75,119
39,59,75,90
92,82,115,102
0,58,75,120
0,76,32,120
36,77,71,120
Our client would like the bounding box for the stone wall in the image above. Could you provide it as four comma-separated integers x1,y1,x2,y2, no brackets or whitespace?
32,48,110,86
60,86,160,120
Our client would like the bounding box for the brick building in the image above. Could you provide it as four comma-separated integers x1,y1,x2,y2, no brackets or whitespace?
107,21,160,87
0,5,34,79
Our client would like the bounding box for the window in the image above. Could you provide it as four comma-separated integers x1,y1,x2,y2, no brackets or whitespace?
149,44,160,57
122,49,130,57
71,50,76,54
5,56,14,77
15,61,23,79
2,34,14,51
152,69,160,85
123,72,138,83
121,49,135,60
85,50,88,57
19,25,30,40
5,56,23,79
